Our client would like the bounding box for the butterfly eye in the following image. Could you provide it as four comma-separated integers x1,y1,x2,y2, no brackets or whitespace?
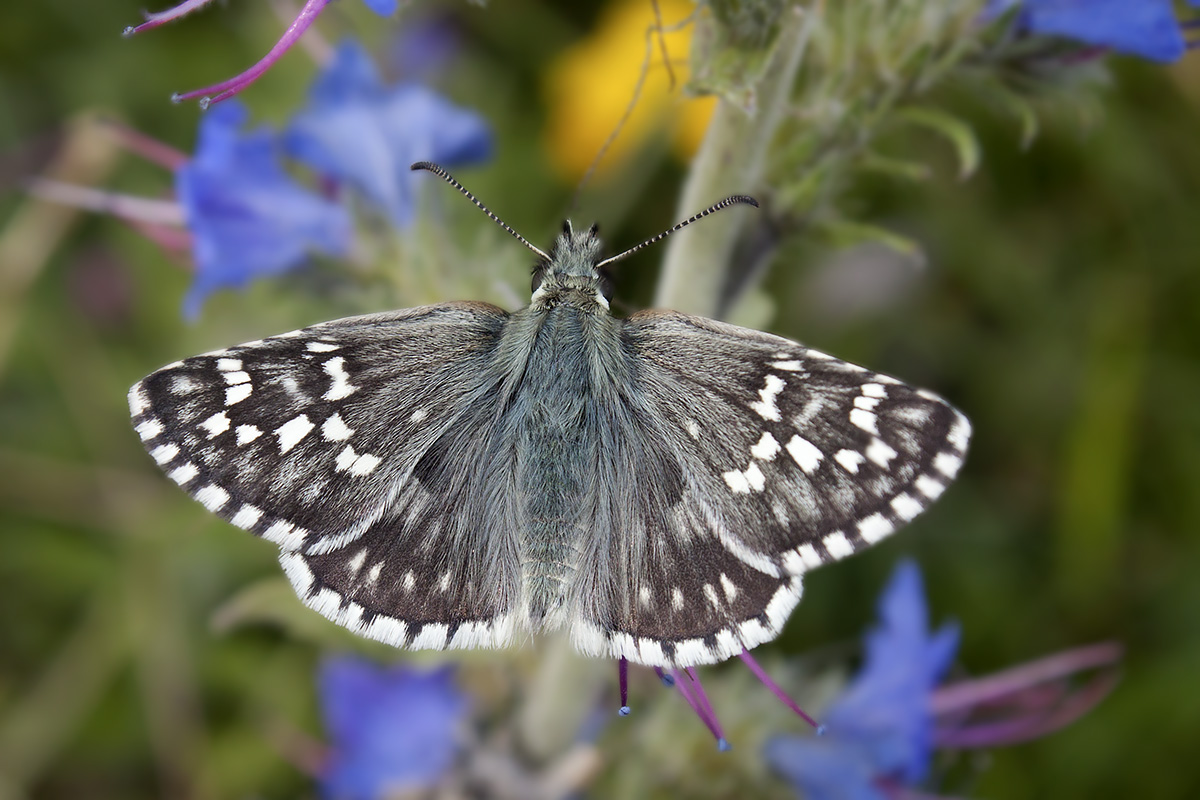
596,265,615,302
531,265,546,294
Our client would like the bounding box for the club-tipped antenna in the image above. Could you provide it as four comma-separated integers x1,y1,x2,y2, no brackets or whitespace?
411,161,550,261
596,195,759,269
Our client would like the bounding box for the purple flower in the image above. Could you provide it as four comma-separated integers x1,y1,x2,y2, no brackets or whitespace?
319,657,467,799
765,561,1123,799
765,560,957,799
284,40,492,228
126,1,397,106
822,561,959,783
174,100,351,317
986,0,1200,62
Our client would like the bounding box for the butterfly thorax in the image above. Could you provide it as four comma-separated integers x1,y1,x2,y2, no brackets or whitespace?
529,221,611,313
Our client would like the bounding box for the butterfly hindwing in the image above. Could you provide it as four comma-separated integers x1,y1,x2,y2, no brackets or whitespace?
130,302,525,649
567,311,970,666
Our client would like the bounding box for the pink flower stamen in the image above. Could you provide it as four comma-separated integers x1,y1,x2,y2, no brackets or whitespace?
738,650,822,730
672,668,730,751
171,0,332,108
932,641,1123,749
123,0,220,36
26,179,186,227
102,120,189,170
618,657,631,716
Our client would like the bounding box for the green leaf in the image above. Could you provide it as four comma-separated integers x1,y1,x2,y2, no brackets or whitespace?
895,106,982,179
818,218,925,263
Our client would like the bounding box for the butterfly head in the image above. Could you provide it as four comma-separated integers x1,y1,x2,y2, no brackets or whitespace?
531,220,614,311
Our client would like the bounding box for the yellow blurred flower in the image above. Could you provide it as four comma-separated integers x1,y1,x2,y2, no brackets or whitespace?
544,0,715,181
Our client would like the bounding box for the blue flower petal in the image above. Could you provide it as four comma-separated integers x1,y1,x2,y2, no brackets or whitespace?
319,658,467,800
997,0,1186,62
764,736,887,800
284,40,492,228
361,0,398,16
822,560,958,784
174,100,351,318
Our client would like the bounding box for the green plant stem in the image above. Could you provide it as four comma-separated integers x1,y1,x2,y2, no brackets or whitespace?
654,5,814,318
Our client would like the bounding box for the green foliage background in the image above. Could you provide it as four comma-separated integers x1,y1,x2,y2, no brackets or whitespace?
1,1,1198,798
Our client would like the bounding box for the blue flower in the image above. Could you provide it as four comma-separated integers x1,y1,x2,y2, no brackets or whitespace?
987,0,1200,62
765,560,958,799
284,40,492,228
361,0,398,15
319,657,467,799
174,100,351,318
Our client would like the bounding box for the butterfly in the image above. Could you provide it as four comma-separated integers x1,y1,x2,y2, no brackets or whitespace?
128,162,970,668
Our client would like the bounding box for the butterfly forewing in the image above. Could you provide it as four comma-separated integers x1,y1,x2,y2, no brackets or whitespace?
129,302,527,649
566,311,970,667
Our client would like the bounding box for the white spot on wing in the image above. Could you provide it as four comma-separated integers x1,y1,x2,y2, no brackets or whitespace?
366,562,384,585
346,548,367,576
410,623,448,650
216,358,241,372
223,370,250,385
275,414,315,454
862,383,888,398
136,418,163,441
834,449,865,474
168,462,198,485
703,583,721,609
671,587,684,611
322,356,356,401
438,572,452,592
934,451,964,478
236,425,262,445
749,374,786,421
410,408,427,423
865,438,898,469
686,419,700,439
850,408,879,435
403,571,416,592
306,341,340,352
194,484,229,512
743,463,766,492
151,443,179,465
334,444,380,476
321,413,354,442
857,512,893,543
128,384,149,415
231,504,262,529
786,435,823,473
720,573,739,602
263,520,305,550
770,360,804,371
948,412,972,451
823,531,855,559
723,470,751,494
916,474,945,499
750,431,781,461
225,383,252,405
891,492,923,521
199,411,230,438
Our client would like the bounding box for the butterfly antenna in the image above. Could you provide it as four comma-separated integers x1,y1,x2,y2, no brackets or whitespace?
596,195,759,269
411,161,550,261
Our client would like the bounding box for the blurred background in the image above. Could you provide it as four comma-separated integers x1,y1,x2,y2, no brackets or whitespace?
1,1,1198,798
